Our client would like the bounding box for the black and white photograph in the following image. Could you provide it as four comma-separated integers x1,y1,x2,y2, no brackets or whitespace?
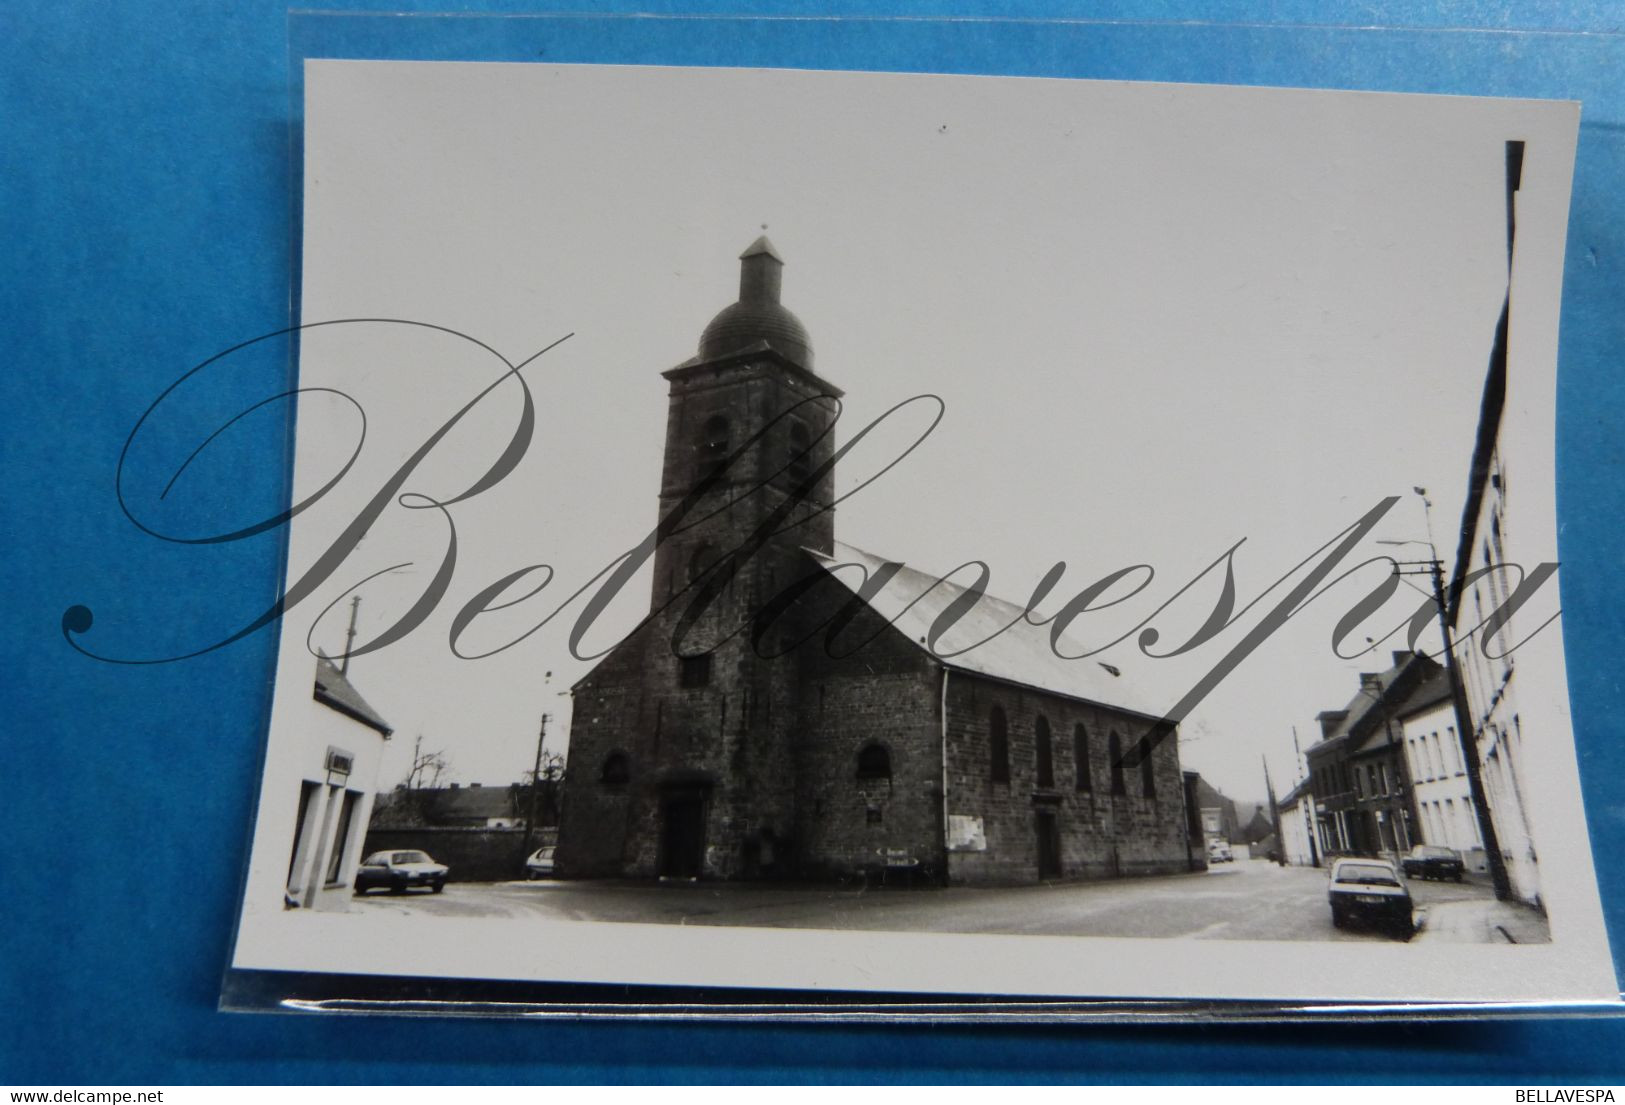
218,60,1615,1004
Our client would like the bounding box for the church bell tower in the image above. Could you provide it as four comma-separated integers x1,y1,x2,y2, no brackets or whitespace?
650,236,843,630
560,237,845,882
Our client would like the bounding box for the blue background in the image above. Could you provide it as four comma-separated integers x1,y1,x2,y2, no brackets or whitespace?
6,0,1625,1084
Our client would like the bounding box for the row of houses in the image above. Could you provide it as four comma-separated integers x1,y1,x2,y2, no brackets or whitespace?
1278,542,1539,908
1278,140,1544,910
1277,651,1489,873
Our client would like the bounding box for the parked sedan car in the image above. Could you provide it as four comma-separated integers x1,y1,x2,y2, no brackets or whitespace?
1207,839,1234,863
1327,857,1413,936
1401,844,1465,882
354,850,449,894
524,846,556,880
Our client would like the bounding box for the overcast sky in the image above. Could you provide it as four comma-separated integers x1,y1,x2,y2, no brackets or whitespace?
272,61,1573,803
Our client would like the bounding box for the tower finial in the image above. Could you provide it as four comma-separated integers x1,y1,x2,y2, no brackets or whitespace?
739,235,783,303
697,235,812,367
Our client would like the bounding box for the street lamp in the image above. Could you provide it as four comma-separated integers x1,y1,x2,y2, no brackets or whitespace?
1374,487,1511,900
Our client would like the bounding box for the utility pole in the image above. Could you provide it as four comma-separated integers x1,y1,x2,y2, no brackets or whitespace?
340,595,361,675
523,713,550,853
1263,754,1285,867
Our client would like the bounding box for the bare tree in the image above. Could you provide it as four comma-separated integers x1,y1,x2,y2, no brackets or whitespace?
402,734,453,790
522,750,566,786
518,751,567,847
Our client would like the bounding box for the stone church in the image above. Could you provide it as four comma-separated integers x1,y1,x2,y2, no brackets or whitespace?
555,238,1201,885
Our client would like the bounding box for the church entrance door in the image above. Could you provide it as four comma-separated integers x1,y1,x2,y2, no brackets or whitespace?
1035,811,1062,880
660,793,707,878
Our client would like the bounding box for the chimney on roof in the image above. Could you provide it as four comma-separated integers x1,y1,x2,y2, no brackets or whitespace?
469,782,481,788
1317,710,1348,739
739,235,784,304
1393,650,1414,669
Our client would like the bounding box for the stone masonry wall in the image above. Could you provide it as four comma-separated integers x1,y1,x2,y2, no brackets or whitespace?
793,592,945,882
943,675,1193,884
554,632,648,877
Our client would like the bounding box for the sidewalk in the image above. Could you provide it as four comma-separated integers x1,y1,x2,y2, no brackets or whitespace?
1417,896,1551,944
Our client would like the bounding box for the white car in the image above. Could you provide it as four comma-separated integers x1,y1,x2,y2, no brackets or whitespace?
1207,839,1234,863
354,849,449,894
525,846,556,880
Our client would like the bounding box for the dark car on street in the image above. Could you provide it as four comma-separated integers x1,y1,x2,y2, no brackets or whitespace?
354,849,449,894
1401,843,1465,882
1327,857,1413,937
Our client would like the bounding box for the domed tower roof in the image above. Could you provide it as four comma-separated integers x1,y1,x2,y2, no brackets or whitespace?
697,236,813,369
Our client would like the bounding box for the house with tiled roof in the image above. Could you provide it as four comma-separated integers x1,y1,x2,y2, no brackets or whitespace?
1393,663,1485,872
1275,775,1320,868
371,782,545,830
1303,651,1443,859
283,655,392,910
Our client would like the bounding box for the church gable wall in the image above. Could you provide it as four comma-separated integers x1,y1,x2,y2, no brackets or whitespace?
554,631,654,877
558,618,811,881
790,595,945,882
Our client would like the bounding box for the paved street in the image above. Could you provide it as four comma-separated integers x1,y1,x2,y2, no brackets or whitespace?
351,858,1548,944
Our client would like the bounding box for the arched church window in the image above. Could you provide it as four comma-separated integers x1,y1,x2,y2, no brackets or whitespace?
1139,736,1156,799
990,706,1010,784
788,421,812,486
1074,723,1092,792
600,752,630,786
1035,715,1054,788
856,743,891,780
698,415,731,482
1108,731,1126,796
